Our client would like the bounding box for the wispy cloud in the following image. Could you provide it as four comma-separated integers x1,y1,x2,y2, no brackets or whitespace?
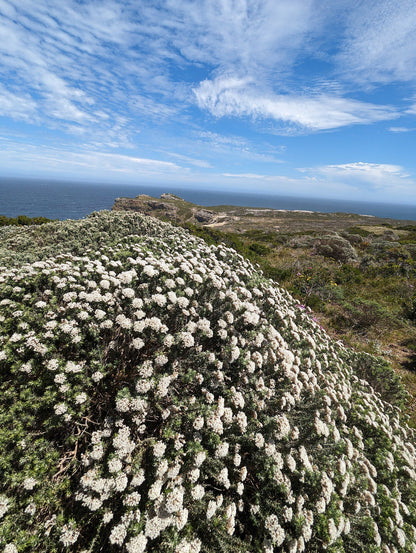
159,0,317,76
194,77,398,132
0,0,415,205
0,0,410,145
0,84,38,121
0,141,184,179
308,162,411,181
389,126,415,133
405,103,416,115
196,131,284,163
0,0,180,142
222,173,267,179
301,162,416,201
165,152,212,169
336,0,416,85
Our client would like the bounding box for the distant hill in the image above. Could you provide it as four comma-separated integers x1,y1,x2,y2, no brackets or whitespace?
112,192,416,233
0,211,415,552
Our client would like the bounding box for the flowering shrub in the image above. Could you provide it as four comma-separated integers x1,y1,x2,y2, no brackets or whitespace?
0,211,415,552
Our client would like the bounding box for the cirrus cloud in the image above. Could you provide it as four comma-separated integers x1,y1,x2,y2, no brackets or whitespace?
193,77,398,132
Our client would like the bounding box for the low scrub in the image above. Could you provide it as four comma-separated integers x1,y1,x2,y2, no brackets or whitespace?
0,212,415,552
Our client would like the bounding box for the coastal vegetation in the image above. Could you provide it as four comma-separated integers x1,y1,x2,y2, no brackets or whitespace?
113,195,416,427
0,211,415,552
0,215,53,227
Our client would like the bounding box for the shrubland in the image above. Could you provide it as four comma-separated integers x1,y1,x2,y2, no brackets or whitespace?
182,222,416,426
0,211,415,553
0,215,54,227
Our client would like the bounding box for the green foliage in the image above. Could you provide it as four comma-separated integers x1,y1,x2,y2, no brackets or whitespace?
248,242,271,256
0,214,53,227
262,264,293,283
0,210,415,552
351,352,408,408
346,226,371,237
313,234,358,263
408,294,416,322
333,299,392,333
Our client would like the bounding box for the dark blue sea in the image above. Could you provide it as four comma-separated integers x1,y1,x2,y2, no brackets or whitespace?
0,178,415,221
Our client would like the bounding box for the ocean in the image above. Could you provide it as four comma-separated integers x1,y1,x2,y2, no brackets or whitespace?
0,177,415,221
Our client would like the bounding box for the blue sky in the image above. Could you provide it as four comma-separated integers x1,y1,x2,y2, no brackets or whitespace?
0,0,416,204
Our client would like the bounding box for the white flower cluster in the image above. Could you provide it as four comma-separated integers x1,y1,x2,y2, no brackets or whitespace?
0,211,415,553
0,496,9,519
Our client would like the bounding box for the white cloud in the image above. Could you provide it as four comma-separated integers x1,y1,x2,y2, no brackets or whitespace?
197,131,284,163
222,173,267,179
131,95,178,119
311,162,411,181
1,0,415,193
336,0,416,84
194,77,398,132
301,162,416,201
166,152,212,169
0,0,179,140
162,0,317,76
389,126,415,133
2,136,416,203
198,131,248,148
0,0,409,145
0,84,38,121
0,141,183,178
406,103,416,115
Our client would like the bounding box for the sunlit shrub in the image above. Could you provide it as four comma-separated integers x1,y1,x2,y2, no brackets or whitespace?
0,212,414,553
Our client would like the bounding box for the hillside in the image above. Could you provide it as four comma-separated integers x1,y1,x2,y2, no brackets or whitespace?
112,193,416,233
112,194,416,426
0,211,415,553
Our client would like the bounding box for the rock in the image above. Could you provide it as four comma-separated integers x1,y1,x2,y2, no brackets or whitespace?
160,193,184,201
192,208,215,223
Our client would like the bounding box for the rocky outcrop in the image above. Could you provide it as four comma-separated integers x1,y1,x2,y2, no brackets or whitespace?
192,208,215,223
113,195,178,219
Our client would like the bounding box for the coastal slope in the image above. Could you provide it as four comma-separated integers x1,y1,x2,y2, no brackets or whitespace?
0,211,415,552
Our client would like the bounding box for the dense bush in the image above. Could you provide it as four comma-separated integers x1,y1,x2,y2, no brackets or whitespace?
333,299,392,334
313,235,358,263
0,212,415,553
248,243,271,256
0,214,53,227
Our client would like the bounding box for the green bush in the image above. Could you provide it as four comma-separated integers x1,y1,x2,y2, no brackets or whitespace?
333,299,391,333
334,265,363,285
248,242,271,256
313,235,358,263
0,214,53,227
347,226,371,237
408,295,416,322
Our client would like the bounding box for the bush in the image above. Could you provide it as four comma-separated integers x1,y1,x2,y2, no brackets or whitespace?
408,295,416,322
334,265,363,285
248,242,271,256
313,235,358,263
0,212,415,552
0,214,53,227
263,265,293,283
333,299,391,333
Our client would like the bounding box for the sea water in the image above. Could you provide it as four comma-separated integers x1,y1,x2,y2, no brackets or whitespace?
0,177,415,221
